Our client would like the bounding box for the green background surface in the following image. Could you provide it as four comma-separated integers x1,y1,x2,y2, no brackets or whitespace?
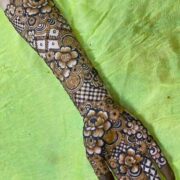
0,0,180,179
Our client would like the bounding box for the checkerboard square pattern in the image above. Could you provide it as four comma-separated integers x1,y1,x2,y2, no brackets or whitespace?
141,157,160,180
74,82,107,104
35,35,60,53
13,17,25,33
118,141,128,152
111,142,128,160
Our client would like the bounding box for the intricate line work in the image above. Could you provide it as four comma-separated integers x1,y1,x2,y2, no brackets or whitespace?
5,0,110,115
74,82,108,105
4,1,173,179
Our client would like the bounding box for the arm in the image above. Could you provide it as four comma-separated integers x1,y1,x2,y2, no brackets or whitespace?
1,0,175,179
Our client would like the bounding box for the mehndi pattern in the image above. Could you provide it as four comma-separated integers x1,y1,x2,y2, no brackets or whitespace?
4,1,174,179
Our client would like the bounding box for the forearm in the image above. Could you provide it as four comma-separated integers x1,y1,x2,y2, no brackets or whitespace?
3,0,118,118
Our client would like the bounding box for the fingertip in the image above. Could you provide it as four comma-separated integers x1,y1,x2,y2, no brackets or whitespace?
161,163,175,180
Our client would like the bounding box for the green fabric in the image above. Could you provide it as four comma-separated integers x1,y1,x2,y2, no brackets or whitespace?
0,0,179,179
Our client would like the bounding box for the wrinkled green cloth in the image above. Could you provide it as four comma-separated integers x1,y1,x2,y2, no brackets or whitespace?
0,0,179,179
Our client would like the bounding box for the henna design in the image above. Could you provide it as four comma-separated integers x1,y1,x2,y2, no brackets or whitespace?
3,0,175,179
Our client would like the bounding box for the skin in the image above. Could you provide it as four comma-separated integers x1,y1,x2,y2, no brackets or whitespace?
0,0,176,179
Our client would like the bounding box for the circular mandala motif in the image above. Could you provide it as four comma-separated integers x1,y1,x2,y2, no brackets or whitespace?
28,16,36,26
65,73,82,92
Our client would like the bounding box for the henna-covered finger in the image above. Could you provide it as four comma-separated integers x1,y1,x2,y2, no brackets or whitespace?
160,163,175,180
103,109,174,179
147,138,175,180
99,171,114,180
104,142,161,179
83,111,115,180
84,152,114,180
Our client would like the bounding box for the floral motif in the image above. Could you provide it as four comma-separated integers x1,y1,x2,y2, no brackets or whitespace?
109,157,118,169
84,136,104,155
49,46,80,81
109,108,120,122
23,0,52,16
6,4,16,18
55,46,79,69
108,147,144,178
118,148,142,175
25,30,35,43
83,109,112,155
46,51,55,61
15,6,25,17
83,109,112,138
49,62,70,81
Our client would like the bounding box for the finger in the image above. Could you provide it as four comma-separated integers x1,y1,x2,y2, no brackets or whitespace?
106,155,149,179
160,162,175,180
119,109,175,179
141,156,161,180
99,171,115,180
147,137,175,180
104,144,149,179
85,153,114,180
83,115,114,179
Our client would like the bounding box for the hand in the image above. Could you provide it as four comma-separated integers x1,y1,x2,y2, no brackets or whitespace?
82,97,175,180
